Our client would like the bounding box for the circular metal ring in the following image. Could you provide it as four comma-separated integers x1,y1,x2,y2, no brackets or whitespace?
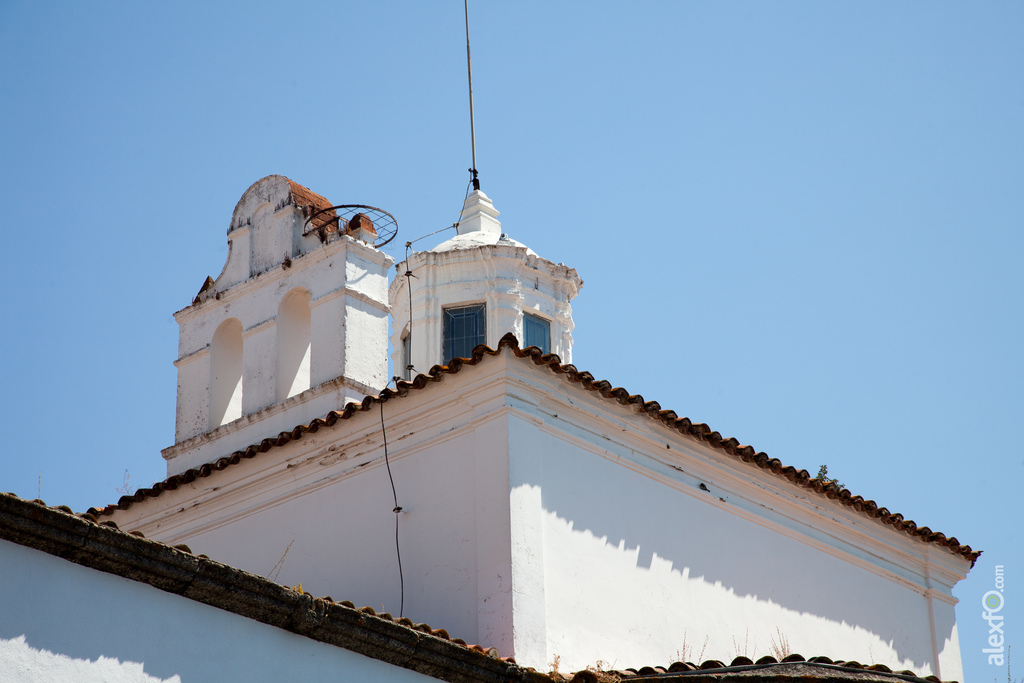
304,204,398,249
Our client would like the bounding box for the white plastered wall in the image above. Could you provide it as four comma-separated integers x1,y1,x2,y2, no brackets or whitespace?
112,358,520,657
508,419,965,676
0,540,440,683
501,365,967,678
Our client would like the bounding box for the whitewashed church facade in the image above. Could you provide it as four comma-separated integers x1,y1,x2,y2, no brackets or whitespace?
99,175,975,680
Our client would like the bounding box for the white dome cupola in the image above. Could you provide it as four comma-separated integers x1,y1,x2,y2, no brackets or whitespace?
389,190,582,378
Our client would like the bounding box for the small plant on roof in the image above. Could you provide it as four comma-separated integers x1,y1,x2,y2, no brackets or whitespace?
732,628,753,660
769,627,791,661
115,469,132,496
815,465,844,490
675,630,708,664
267,539,294,582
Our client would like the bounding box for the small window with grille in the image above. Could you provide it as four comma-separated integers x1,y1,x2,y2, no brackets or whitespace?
523,313,550,355
443,304,486,362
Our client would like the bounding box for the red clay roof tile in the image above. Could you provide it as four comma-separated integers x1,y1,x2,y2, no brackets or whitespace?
286,178,337,232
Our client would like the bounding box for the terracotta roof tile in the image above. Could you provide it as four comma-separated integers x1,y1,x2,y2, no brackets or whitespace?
550,652,957,681
93,334,979,565
548,654,955,682
286,179,337,232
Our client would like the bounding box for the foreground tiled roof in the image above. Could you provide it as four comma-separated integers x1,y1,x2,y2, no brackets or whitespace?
1,493,538,683
92,334,979,565
2,494,958,682
554,658,952,682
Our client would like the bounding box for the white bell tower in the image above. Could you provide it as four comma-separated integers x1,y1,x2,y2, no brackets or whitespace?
389,190,582,378
164,175,393,475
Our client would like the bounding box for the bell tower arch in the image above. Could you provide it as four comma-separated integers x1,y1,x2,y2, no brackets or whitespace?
166,175,393,475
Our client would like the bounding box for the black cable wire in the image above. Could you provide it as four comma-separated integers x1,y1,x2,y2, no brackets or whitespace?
400,174,475,381
382,174,477,615
379,399,403,618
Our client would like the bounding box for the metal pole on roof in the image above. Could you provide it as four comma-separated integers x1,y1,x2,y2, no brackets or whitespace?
465,0,480,191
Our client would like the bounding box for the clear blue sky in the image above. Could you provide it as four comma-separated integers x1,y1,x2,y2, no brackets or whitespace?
1,3,1021,681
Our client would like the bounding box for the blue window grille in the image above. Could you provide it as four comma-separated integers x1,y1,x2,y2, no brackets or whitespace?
443,305,486,362
523,313,550,354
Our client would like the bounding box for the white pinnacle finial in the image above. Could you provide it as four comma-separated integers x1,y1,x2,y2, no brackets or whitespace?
458,190,501,235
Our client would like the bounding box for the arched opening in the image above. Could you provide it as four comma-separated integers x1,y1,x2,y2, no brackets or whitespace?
277,288,312,401
210,318,243,429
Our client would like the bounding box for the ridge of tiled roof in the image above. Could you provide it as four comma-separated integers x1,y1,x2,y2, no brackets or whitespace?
551,655,954,682
91,333,979,565
3,493,959,683
0,493,541,683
